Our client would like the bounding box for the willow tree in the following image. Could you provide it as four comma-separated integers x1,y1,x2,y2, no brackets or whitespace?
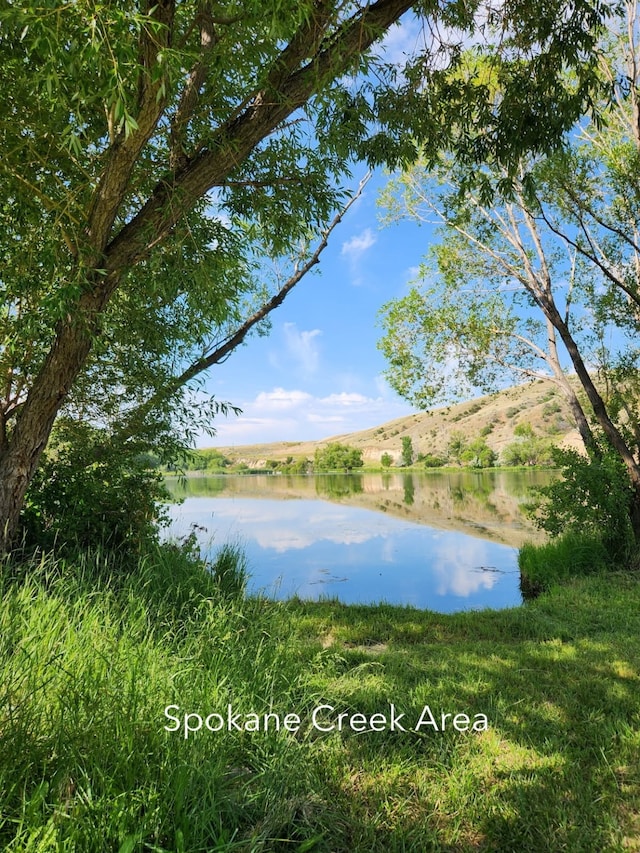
0,0,606,551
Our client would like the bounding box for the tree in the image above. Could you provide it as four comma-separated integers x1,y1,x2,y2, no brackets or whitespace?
0,0,609,551
381,452,393,468
460,437,496,469
502,424,556,467
378,160,597,452
447,432,466,465
314,443,363,472
401,435,414,466
378,4,640,543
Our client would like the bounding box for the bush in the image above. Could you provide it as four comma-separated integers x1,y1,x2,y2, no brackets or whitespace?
460,438,496,468
314,443,363,471
422,453,447,468
501,436,556,466
526,446,635,564
21,421,169,556
381,452,393,468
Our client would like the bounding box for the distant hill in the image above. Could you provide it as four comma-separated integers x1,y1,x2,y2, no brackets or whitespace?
210,378,584,468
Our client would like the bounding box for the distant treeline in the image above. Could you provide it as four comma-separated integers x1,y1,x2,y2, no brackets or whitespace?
167,424,557,474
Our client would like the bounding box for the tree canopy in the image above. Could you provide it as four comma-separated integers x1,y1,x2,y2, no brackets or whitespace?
314,443,364,471
0,0,610,550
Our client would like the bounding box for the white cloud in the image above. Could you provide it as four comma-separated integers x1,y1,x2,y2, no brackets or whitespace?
221,504,377,552
283,322,322,375
168,499,389,553
374,374,395,397
307,414,345,424
319,392,370,406
254,388,312,410
341,228,376,260
432,539,499,597
341,228,378,285
205,385,415,446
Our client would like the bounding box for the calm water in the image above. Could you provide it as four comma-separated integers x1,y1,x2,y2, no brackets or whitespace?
165,470,553,612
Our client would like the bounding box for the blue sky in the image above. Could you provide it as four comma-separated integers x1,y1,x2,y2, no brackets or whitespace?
204,169,430,447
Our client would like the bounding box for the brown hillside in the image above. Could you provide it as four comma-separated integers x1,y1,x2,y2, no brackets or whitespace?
212,379,584,468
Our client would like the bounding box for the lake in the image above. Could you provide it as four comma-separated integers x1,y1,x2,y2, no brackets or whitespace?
165,470,553,612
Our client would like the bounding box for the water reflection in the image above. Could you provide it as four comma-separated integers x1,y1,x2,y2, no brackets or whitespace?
166,471,553,611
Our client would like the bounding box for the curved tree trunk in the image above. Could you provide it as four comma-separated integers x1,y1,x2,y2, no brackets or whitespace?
0,309,100,552
544,300,640,545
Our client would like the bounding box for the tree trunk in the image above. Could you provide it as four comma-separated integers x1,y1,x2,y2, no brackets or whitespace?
543,316,598,454
555,379,598,455
0,301,102,552
545,301,640,546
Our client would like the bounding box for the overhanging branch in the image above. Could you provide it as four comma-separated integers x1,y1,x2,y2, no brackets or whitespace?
113,172,371,443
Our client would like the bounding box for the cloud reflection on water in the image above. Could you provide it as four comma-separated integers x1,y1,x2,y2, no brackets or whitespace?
167,495,521,612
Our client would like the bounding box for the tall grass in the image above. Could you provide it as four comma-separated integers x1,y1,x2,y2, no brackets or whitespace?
1,543,639,851
518,532,609,597
0,545,323,851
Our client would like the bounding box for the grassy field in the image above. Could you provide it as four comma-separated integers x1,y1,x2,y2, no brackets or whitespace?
1,546,639,852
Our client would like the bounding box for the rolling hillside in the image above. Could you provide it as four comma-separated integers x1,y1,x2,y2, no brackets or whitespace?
210,378,584,468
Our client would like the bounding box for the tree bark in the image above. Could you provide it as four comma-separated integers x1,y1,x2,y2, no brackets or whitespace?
0,307,99,551
544,300,640,544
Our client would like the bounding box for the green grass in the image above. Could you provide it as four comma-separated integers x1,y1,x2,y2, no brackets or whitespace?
518,532,610,596
1,546,639,851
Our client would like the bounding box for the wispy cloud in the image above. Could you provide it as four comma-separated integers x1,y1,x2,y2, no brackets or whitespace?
341,228,376,261
283,322,322,376
341,228,377,286
254,388,313,410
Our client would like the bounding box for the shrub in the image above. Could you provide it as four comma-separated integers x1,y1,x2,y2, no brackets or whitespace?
526,446,635,564
314,443,363,471
21,420,169,556
293,458,312,474
423,453,446,468
501,436,556,466
460,438,496,468
447,431,467,464
543,401,562,416
514,421,534,438
381,452,393,468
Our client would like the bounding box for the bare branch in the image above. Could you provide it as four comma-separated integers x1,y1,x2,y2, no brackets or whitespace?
537,207,640,310
112,173,371,442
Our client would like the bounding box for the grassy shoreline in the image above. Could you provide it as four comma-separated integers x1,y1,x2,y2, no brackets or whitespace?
168,463,558,476
1,546,639,851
